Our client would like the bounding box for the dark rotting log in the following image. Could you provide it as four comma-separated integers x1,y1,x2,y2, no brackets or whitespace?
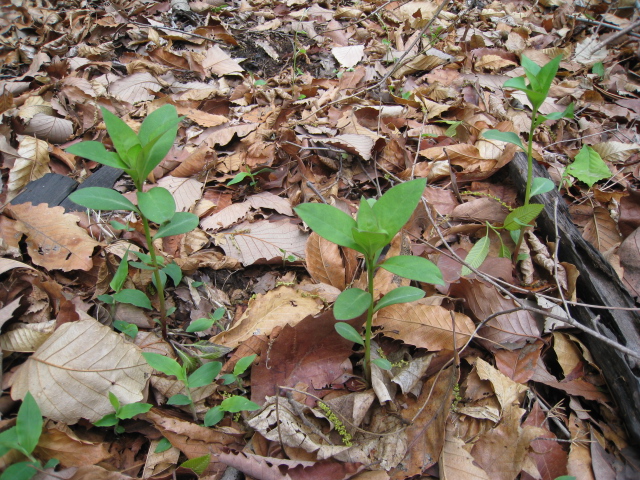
508,152,640,445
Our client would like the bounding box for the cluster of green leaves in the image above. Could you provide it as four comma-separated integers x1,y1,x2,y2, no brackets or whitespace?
186,307,226,333
295,178,444,380
66,105,199,339
142,352,259,426
228,166,273,188
0,393,58,480
94,393,152,434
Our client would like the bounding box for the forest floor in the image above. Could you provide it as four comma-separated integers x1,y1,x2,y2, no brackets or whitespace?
1,0,640,479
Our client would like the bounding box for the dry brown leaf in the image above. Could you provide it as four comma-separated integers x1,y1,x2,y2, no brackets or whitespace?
201,45,244,76
567,415,594,480
553,332,583,378
325,134,374,160
530,360,609,403
203,123,257,147
35,423,111,467
449,278,540,347
619,227,640,299
494,342,543,384
392,49,453,78
0,320,55,352
212,286,323,349
332,45,365,69
175,105,228,127
374,303,475,351
441,426,490,480
475,55,517,72
474,358,528,411
582,206,622,253
591,141,640,163
305,232,347,290
11,318,152,424
216,219,307,266
8,136,51,201
23,113,74,144
521,402,569,480
142,440,180,479
108,72,162,104
9,203,99,272
32,464,135,479
156,176,203,213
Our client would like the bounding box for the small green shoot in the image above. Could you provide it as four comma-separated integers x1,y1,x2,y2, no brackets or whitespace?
295,179,444,381
186,307,226,333
66,105,199,340
94,392,152,434
0,392,59,480
228,167,273,188
181,454,210,476
220,354,257,386
155,437,172,453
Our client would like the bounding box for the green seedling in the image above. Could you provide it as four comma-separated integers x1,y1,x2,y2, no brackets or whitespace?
94,392,152,434
66,105,199,340
220,354,257,386
295,179,444,381
181,454,210,476
142,353,259,425
481,55,574,263
0,392,58,480
186,307,226,333
228,166,273,188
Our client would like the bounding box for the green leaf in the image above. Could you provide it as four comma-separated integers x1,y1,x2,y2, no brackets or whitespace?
372,178,426,239
100,107,141,163
204,406,225,427
137,187,176,224
16,392,42,455
499,242,511,259
220,396,260,413
187,362,222,389
113,289,152,309
356,196,380,232
373,286,425,312
0,427,18,455
114,320,138,339
211,307,225,321
0,461,39,480
481,130,525,151
538,55,562,96
592,62,604,78
221,374,237,385
254,79,267,86
69,187,138,212
503,75,528,92
162,262,182,287
334,288,372,320
97,294,115,304
153,212,199,239
335,322,364,346
93,413,119,427
372,358,392,370
461,235,490,276
65,141,128,169
117,402,153,419
503,204,544,231
554,477,576,480
566,146,611,188
530,177,555,197
110,220,134,231
181,454,210,476
167,394,192,406
294,203,361,252
110,256,129,293
138,104,179,146
155,438,172,453
186,317,215,333
228,172,251,185
351,229,389,256
142,352,184,379
379,255,444,285
139,121,181,181
520,55,541,87
108,391,121,411
233,354,257,376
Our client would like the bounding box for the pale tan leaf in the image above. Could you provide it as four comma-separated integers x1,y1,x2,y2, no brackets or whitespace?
23,113,74,144
0,298,22,331
212,286,323,349
591,141,640,163
156,176,203,213
35,423,111,468
175,106,228,127
8,136,51,201
17,96,53,122
475,55,517,72
619,228,640,298
325,134,374,160
143,440,180,479
169,144,217,178
109,72,162,104
11,318,152,424
305,232,346,290
201,45,244,76
331,45,365,68
474,358,528,410
0,258,36,275
573,36,608,67
441,428,490,480
392,49,453,78
203,123,257,147
582,206,622,253
9,203,99,272
201,203,251,232
216,219,308,266
0,320,56,352
553,332,583,377
374,303,475,351
246,192,294,216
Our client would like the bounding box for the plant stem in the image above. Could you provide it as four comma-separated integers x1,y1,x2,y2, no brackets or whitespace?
141,215,168,340
363,256,376,383
524,108,538,206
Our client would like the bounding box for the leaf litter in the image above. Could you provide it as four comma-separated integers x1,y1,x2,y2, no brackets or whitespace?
1,0,640,479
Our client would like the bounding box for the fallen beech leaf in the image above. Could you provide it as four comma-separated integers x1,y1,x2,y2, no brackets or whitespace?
494,342,543,384
35,423,111,467
24,113,74,143
374,303,475,351
9,203,100,272
530,360,610,404
591,141,640,163
212,286,323,349
11,318,152,424
216,219,307,266
201,45,244,76
143,440,180,479
109,72,162,104
553,332,583,378
521,402,569,480
305,232,347,290
202,192,293,232
582,207,622,253
157,176,203,213
474,358,528,411
0,319,56,352
325,134,374,160
32,464,134,479
619,228,640,298
331,45,365,69
441,426,490,480
8,136,51,201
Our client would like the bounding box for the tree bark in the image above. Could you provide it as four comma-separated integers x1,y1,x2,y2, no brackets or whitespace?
508,152,640,445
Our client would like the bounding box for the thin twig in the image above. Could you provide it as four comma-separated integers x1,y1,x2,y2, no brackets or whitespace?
591,18,640,52
569,15,640,40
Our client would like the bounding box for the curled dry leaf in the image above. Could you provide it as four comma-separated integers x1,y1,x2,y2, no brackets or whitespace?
9,203,99,272
11,318,152,424
305,232,347,290
8,136,51,201
324,134,374,160
35,423,111,468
